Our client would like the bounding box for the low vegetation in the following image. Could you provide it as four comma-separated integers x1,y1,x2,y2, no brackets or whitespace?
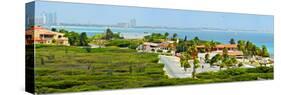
35,45,163,93
34,45,273,94
105,39,143,49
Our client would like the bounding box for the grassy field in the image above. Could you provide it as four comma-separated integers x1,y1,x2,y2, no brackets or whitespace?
34,45,273,94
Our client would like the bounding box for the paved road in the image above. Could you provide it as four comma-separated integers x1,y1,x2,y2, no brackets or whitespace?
160,55,260,78
159,55,220,78
159,55,191,78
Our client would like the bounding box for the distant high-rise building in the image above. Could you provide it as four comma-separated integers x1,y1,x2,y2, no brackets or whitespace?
35,12,57,26
129,18,136,27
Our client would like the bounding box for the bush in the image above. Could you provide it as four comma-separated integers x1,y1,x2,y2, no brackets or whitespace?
196,72,230,79
106,39,141,49
167,50,171,53
35,68,57,76
114,69,128,73
128,43,139,49
246,67,273,73
59,70,87,75
230,73,258,81
230,73,273,81
41,80,85,89
145,67,164,75
238,63,243,67
219,68,247,76
143,80,176,87
157,49,163,53
84,47,92,53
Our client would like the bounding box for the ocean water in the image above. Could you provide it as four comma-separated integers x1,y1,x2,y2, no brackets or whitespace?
51,26,274,55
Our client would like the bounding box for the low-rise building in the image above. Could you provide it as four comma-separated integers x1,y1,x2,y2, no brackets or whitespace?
197,44,243,56
197,44,243,60
137,41,175,54
26,26,69,45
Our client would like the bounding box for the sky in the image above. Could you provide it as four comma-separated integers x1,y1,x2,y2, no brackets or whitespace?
33,1,274,33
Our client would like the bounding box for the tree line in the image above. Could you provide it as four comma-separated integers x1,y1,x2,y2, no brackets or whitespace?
52,28,89,46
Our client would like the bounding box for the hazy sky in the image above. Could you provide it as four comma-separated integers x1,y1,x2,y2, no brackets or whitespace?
34,1,274,33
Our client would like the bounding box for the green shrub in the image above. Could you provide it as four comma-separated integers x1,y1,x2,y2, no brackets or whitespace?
196,72,230,79
114,69,128,73
157,49,163,53
84,47,92,53
230,73,258,81
167,50,171,53
37,80,85,89
35,68,57,76
145,68,164,75
230,73,273,81
128,43,139,49
219,68,247,76
245,66,273,73
59,70,87,75
143,80,176,87
106,39,141,49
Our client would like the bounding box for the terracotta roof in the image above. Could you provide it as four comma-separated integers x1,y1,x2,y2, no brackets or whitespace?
143,42,159,46
218,51,243,56
159,42,170,48
216,44,237,48
26,26,64,35
197,44,237,48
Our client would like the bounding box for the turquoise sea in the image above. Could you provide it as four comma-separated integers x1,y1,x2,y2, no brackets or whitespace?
51,26,274,56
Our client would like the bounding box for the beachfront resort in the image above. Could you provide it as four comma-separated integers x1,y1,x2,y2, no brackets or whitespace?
27,26,274,75
27,26,274,93
25,1,274,93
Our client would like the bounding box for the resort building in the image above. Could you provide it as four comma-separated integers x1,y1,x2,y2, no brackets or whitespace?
137,41,175,54
197,44,244,60
197,44,238,51
25,26,69,45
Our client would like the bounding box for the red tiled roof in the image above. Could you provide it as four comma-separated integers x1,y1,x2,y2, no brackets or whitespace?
218,51,243,56
26,26,63,35
197,44,237,48
216,44,237,48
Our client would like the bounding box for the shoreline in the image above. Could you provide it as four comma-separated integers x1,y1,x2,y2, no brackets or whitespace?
46,26,274,55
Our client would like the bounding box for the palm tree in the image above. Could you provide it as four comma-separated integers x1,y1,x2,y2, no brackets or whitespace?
180,52,187,67
254,45,261,56
228,57,238,68
180,51,192,71
237,40,246,63
172,33,177,40
219,62,225,70
210,40,217,51
203,42,211,64
184,35,187,41
194,36,200,41
210,54,222,66
192,58,200,79
237,40,246,51
204,42,211,53
222,47,229,58
229,38,236,44
261,45,269,57
245,41,254,58
183,60,191,71
204,53,210,63
187,43,199,79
